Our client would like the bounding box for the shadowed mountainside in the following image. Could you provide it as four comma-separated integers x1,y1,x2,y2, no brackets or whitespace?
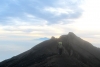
0,32,100,67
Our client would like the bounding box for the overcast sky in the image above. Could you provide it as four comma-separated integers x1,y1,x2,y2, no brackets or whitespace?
0,0,100,62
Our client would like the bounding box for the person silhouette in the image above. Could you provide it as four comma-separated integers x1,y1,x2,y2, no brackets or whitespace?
58,42,63,55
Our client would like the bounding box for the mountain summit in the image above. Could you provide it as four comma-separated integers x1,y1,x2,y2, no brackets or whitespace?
68,32,76,36
0,32,100,67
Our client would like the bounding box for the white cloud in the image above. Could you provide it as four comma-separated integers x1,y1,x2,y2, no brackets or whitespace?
44,7,74,16
75,0,100,28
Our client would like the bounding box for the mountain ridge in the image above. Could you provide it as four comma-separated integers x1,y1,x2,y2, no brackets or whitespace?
0,32,100,67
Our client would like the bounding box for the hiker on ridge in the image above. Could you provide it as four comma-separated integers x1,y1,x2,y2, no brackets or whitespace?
58,42,63,55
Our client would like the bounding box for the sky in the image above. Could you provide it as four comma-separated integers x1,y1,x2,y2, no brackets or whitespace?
0,0,100,61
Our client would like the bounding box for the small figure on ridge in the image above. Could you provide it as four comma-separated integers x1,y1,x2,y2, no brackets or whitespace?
58,42,63,55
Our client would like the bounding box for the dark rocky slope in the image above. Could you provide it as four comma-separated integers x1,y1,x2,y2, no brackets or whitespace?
0,32,100,67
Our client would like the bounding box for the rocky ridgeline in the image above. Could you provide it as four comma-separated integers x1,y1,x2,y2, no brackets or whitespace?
0,32,100,67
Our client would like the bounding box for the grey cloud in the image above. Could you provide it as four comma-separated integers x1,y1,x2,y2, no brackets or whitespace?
0,0,83,25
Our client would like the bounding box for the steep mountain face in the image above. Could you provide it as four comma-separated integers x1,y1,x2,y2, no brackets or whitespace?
0,32,100,67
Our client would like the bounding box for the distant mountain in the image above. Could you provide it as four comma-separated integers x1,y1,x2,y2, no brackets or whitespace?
34,37,49,41
0,32,100,67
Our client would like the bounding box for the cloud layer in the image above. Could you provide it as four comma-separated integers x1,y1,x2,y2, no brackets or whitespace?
0,0,83,25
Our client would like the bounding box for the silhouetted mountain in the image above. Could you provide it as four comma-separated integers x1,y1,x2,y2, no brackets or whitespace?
0,32,100,67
